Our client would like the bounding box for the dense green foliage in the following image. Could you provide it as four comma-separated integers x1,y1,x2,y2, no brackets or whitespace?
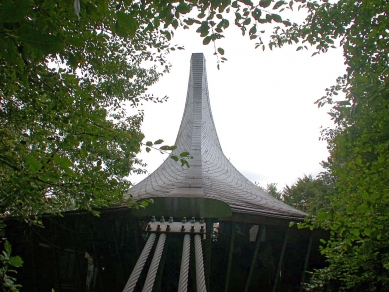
0,0,295,288
0,0,295,219
2,0,388,289
0,238,23,292
283,174,333,215
269,0,389,290
0,0,172,218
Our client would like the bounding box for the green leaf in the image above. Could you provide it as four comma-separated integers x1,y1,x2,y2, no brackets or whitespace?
203,36,212,45
0,0,29,23
271,14,282,23
160,145,177,151
289,221,295,227
170,155,179,162
273,0,285,10
146,147,151,153
65,36,85,48
80,149,88,158
180,159,189,167
363,228,371,236
4,240,11,255
176,3,191,14
24,155,43,173
91,210,100,216
243,17,251,25
180,151,190,157
252,8,262,21
116,11,138,37
20,31,65,55
146,141,153,147
53,154,73,168
154,139,164,145
259,0,272,8
217,47,224,55
350,229,360,237
249,25,257,35
199,21,210,37
9,256,23,267
141,200,149,207
282,20,291,26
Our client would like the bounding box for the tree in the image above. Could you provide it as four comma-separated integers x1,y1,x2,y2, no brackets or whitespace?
5,0,388,288
282,173,333,214
268,0,389,289
0,0,296,219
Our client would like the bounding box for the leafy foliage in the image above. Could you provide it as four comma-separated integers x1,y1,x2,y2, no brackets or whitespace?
5,0,389,288
0,235,23,292
283,173,333,214
268,0,389,289
0,0,296,219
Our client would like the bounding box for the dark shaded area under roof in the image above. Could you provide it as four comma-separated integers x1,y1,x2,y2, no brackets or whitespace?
127,53,306,220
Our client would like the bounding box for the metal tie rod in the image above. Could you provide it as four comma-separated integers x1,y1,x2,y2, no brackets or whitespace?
194,234,207,292
122,233,156,292
142,233,167,292
178,234,191,292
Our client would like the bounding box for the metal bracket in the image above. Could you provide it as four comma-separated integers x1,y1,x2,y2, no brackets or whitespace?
145,216,206,234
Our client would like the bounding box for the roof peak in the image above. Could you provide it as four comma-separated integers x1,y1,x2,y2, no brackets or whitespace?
127,54,306,220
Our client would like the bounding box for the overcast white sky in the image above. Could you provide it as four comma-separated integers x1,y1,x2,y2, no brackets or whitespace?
128,14,346,190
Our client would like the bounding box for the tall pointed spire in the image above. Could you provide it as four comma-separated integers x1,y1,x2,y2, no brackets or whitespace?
128,53,306,220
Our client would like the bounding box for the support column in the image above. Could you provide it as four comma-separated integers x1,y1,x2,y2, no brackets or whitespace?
90,223,104,292
224,222,237,292
50,222,62,292
112,219,125,285
244,225,265,292
299,231,313,292
72,221,83,292
272,227,290,292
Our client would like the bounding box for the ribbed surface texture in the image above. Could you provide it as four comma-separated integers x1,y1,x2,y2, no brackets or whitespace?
142,233,166,292
194,235,207,292
127,53,306,220
123,233,156,292
178,234,191,292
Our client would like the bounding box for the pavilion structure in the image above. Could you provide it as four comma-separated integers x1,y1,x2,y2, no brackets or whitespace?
7,53,325,292
122,53,315,292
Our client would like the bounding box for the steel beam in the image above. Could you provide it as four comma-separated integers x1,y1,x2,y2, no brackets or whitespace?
272,227,290,292
90,223,104,292
224,222,237,292
244,225,265,292
299,231,313,292
112,219,126,285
